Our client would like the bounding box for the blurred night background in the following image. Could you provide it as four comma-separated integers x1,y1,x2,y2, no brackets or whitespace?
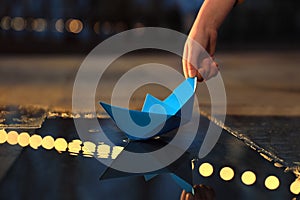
0,0,300,54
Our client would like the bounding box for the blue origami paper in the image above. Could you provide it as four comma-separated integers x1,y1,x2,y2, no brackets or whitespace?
100,77,197,140
99,78,197,193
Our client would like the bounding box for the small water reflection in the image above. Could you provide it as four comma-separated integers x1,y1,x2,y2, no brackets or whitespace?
199,162,214,177
41,136,55,150
241,171,256,186
54,138,68,152
7,131,18,145
111,146,124,159
290,178,300,195
0,129,7,144
29,134,42,149
0,129,125,159
68,139,82,156
219,166,235,181
82,141,96,157
265,175,280,190
17,132,30,147
97,143,110,158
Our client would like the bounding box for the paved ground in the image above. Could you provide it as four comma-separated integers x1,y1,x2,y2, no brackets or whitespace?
0,52,299,199
0,51,299,115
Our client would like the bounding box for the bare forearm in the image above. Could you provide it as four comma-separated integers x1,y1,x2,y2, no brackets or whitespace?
193,0,236,31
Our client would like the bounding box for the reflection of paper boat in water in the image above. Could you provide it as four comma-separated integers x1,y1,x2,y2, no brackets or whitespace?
100,78,197,140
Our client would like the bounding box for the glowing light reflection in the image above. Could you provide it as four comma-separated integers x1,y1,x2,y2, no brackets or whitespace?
220,166,235,181
7,131,18,145
68,139,82,156
265,175,280,190
29,134,42,149
111,146,124,159
290,178,300,195
241,171,256,186
97,143,110,158
42,135,55,150
199,162,214,177
54,138,68,152
0,129,7,144
18,132,30,147
82,141,96,157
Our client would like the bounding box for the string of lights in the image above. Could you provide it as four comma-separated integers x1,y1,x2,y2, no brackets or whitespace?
0,128,299,195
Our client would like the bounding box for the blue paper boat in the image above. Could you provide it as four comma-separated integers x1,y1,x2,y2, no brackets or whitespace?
100,78,197,140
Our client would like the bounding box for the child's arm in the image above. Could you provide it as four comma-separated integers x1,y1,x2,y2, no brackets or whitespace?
183,0,239,81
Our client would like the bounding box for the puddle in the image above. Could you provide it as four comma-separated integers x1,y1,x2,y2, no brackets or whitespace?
0,107,299,199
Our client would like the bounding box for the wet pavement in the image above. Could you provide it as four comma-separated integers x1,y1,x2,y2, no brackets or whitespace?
0,52,299,199
0,109,299,199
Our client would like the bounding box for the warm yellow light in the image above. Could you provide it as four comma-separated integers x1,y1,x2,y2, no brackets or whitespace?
29,134,42,149
55,19,64,33
290,179,300,195
1,16,11,30
97,144,110,158
66,19,83,34
93,22,100,34
11,17,26,31
111,146,124,159
265,175,280,190
0,129,7,144
82,141,96,157
7,131,18,145
18,132,30,147
241,171,256,186
220,166,235,181
42,135,55,150
68,139,82,155
54,138,68,152
32,18,47,32
199,162,214,177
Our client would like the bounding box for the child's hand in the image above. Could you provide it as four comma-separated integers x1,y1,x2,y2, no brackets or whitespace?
182,0,236,81
182,26,219,82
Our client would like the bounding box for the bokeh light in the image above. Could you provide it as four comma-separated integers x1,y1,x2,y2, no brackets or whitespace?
290,178,300,195
7,131,18,145
241,171,256,186
97,143,110,158
0,16,11,30
111,146,124,159
17,132,30,147
199,162,214,177
220,166,235,181
82,141,96,157
0,129,8,144
55,19,64,33
54,138,68,152
66,19,83,34
42,135,55,150
265,175,280,190
93,22,100,34
29,134,42,149
11,17,26,31
68,139,82,155
32,18,47,32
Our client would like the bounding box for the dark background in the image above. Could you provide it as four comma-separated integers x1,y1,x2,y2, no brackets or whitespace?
0,0,299,54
